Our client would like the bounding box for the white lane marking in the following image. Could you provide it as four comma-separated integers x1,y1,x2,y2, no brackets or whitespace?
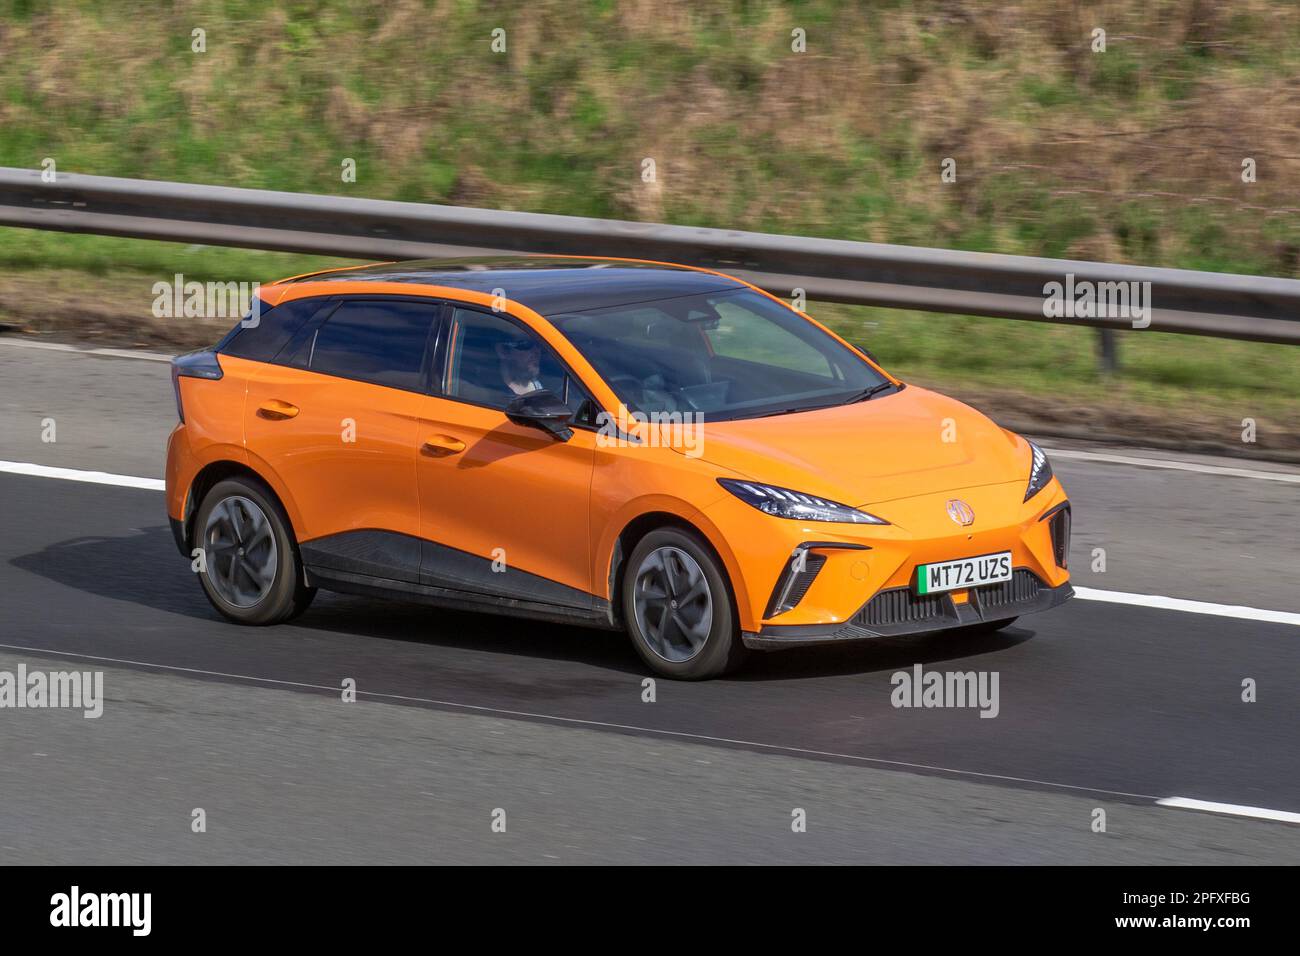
10,647,1300,827
1157,797,1300,825
1074,586,1300,626
0,337,174,362
8,641,1300,826
0,641,1159,804
0,460,164,491
2,460,1298,626
1044,447,1300,484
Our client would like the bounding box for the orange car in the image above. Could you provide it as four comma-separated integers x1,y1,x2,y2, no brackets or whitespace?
166,256,1071,679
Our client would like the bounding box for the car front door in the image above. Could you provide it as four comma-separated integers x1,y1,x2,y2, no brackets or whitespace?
415,305,598,610
243,295,441,583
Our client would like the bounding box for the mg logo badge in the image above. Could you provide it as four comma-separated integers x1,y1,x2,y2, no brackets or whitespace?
946,498,975,526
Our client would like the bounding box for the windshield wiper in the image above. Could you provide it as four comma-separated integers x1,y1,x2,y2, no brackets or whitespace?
726,382,900,420
845,381,896,404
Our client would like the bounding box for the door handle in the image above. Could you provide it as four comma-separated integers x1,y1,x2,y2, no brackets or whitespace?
423,434,466,455
257,399,300,420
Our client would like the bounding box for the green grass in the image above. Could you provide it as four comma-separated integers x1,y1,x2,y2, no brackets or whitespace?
0,0,1296,272
0,230,353,283
1,0,1298,423
812,303,1300,419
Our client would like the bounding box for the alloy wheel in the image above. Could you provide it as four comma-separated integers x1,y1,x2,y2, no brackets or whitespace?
632,545,713,662
202,495,278,609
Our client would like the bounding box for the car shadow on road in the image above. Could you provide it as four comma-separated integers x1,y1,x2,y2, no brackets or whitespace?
13,525,1038,682
9,525,648,677
297,592,649,678
11,525,215,621
734,626,1036,681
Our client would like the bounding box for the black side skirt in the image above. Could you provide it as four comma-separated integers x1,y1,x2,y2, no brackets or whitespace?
300,529,615,629
306,567,616,629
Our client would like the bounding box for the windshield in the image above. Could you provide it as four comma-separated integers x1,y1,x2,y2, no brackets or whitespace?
549,289,892,421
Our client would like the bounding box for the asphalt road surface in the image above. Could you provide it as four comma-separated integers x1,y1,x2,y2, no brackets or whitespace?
1,338,1297,864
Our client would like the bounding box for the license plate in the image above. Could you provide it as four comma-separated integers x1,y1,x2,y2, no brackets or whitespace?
916,552,1012,594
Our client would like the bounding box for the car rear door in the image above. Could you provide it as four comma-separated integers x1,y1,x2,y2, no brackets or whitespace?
243,295,441,583
415,305,598,609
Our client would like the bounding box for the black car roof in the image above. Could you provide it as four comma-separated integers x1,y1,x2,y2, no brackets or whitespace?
289,256,747,315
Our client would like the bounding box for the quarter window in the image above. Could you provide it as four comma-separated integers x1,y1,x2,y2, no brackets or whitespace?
304,299,437,390
218,296,329,363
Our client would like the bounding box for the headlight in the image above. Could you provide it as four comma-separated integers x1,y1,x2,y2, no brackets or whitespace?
1024,441,1054,501
718,478,889,524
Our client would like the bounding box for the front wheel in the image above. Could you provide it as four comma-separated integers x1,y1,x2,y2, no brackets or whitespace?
622,527,747,680
193,477,315,625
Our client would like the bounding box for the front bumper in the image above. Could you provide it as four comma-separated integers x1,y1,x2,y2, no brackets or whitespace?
702,475,1072,633
742,572,1073,650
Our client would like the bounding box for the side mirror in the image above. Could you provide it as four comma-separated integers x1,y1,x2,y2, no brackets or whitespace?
504,389,574,441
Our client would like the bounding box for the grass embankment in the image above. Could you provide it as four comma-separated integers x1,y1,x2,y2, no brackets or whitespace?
0,1,1296,452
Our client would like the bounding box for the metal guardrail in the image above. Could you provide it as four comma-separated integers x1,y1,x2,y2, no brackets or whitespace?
2,167,1298,344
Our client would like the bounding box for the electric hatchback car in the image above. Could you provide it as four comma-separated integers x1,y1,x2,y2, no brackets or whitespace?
166,256,1072,679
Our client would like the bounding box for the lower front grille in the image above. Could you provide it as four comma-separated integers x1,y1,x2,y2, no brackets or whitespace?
976,569,1043,610
855,586,948,627
854,569,1048,628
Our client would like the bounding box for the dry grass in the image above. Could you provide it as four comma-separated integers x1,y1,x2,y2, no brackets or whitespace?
2,0,1298,270
0,0,1297,456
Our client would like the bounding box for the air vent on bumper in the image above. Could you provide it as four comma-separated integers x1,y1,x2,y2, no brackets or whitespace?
1042,502,1071,569
764,552,827,617
763,541,870,619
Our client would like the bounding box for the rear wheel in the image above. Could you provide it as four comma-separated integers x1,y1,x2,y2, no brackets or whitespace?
194,477,315,625
622,527,747,680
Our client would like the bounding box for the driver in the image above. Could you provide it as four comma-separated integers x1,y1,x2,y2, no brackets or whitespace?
495,336,544,395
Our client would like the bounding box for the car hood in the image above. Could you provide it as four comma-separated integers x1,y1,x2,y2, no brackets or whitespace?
689,385,1028,506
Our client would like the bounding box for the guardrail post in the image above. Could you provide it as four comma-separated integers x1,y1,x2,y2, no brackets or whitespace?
1095,328,1119,376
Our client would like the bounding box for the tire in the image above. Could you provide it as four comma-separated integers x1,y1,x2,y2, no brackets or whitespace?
193,477,315,625
622,527,747,680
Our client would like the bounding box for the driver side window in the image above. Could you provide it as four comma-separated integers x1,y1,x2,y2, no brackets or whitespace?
444,308,598,424
445,308,566,410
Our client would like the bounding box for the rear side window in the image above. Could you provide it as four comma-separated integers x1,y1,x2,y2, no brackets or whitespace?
305,298,438,391
218,296,329,362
